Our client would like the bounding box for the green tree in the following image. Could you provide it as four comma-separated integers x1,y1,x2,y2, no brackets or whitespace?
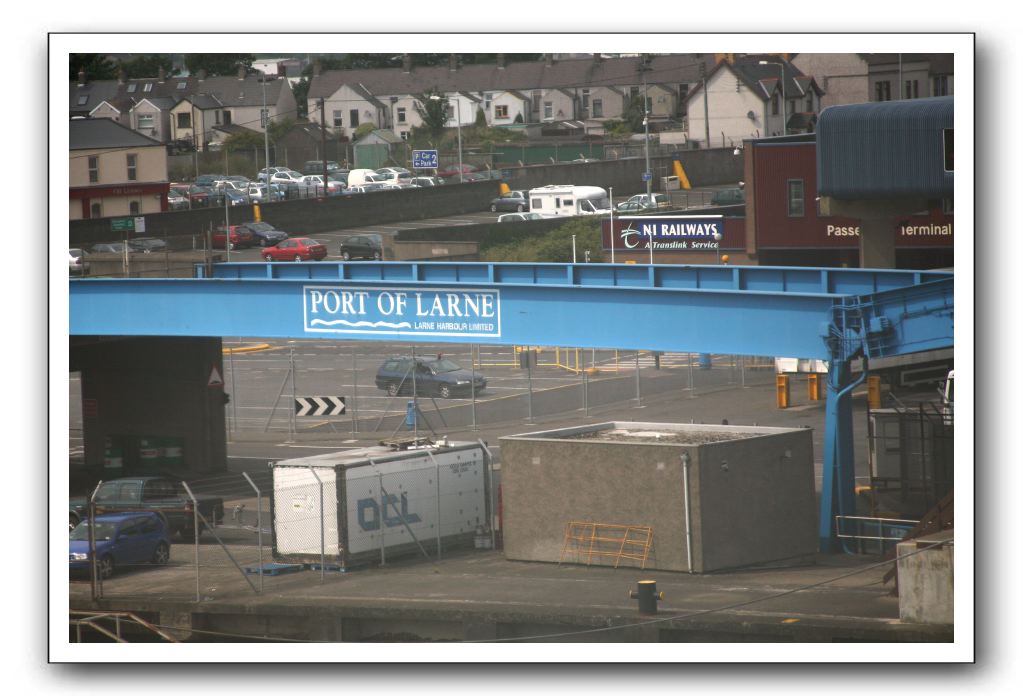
623,95,646,132
184,54,254,76
121,54,175,79
70,53,117,81
414,89,449,137
483,218,604,263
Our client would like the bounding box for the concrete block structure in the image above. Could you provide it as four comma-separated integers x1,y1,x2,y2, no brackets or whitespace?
499,422,816,573
897,530,954,625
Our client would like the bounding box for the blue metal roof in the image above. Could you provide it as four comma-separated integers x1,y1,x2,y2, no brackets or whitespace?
817,97,953,199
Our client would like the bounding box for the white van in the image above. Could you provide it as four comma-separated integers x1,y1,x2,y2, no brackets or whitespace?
347,169,384,187
528,185,611,218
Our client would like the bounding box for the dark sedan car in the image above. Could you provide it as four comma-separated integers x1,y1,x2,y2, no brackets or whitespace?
375,356,486,399
489,190,528,213
69,511,171,579
339,234,383,261
239,221,288,247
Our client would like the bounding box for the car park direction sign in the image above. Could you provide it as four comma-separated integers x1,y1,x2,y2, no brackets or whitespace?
413,150,439,169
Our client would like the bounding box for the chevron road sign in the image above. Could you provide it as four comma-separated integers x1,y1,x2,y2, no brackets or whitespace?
294,396,346,417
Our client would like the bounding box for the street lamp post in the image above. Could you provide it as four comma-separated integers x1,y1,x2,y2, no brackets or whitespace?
261,75,271,180
760,60,786,136
430,95,463,182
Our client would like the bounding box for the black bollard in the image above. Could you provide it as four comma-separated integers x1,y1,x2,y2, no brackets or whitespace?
629,580,664,614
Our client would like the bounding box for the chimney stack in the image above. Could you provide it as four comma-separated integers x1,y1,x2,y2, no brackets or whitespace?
238,64,246,80
402,54,412,73
158,66,166,82
497,54,506,70
313,61,321,77
544,54,554,67
77,68,86,86
198,69,207,81
117,68,126,85
449,54,458,71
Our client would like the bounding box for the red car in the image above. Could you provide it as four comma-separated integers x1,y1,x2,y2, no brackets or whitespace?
212,225,256,250
263,237,327,262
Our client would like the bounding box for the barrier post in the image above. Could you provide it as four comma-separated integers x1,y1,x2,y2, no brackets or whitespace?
867,375,882,409
776,374,790,409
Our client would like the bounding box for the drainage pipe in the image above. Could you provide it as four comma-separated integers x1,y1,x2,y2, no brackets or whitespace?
681,451,694,574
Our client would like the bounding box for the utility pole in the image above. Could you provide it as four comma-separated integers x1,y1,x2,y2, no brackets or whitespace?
701,61,710,148
641,55,652,200
261,75,271,179
319,99,328,194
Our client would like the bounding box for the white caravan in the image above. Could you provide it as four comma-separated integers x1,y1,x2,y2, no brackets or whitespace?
528,185,611,218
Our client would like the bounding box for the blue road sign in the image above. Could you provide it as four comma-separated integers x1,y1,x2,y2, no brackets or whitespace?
413,150,439,169
642,171,652,182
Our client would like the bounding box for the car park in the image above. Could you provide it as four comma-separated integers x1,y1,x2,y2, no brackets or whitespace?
489,190,529,213
69,248,89,276
89,242,132,254
238,221,288,247
170,183,209,207
212,225,256,250
69,511,172,579
347,169,385,187
616,193,670,211
246,183,285,202
410,176,442,187
374,355,487,399
300,174,345,195
339,234,383,261
498,212,543,223
302,160,343,175
195,174,224,188
711,187,746,206
263,237,327,262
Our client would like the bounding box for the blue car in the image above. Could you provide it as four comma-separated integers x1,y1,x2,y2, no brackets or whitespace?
69,511,171,579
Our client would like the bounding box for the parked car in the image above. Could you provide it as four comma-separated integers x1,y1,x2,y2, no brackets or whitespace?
269,170,305,186
339,234,383,261
246,183,285,202
375,356,487,399
711,187,746,206
69,511,172,579
170,183,209,207
377,170,413,186
489,190,529,213
222,188,249,206
195,174,224,188
437,163,478,180
409,176,442,187
212,225,256,250
197,184,224,207
302,160,343,175
127,237,168,253
616,193,670,211
299,174,345,195
166,190,190,210
69,248,89,276
376,166,410,176
498,212,543,223
263,237,327,262
238,221,288,247
257,166,291,183
68,476,224,539
89,242,132,254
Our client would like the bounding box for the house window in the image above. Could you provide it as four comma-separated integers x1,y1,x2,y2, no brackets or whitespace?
143,83,153,92
543,101,553,120
177,81,187,90
629,86,639,100
127,83,137,93
215,110,221,125
806,95,813,111
223,110,232,125
400,131,409,140
592,99,603,118
771,94,779,115
129,201,140,215
88,156,99,183
332,110,343,127
875,80,891,102
137,113,154,131
77,95,89,106
787,179,805,217
495,104,509,119
678,84,689,115
581,89,590,109
531,90,541,111
905,80,919,99
90,202,102,218
177,112,191,128
350,109,359,127
397,107,406,123
126,154,137,181
933,75,949,96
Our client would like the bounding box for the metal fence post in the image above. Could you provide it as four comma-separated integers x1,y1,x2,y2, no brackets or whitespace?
688,352,695,398
352,345,359,434
289,348,297,443
378,470,386,565
635,350,642,407
242,471,263,594
307,467,325,584
88,480,103,601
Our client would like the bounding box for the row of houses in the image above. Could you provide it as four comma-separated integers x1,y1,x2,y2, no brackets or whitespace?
69,53,954,153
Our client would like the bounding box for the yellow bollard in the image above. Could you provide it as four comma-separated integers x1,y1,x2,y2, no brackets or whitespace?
808,373,821,401
867,375,882,409
253,203,261,222
776,375,790,409
498,182,510,195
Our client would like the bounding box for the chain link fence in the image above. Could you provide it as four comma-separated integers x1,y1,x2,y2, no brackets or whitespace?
219,341,782,438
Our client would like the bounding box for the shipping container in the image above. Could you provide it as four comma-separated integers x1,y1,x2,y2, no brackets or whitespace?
270,440,490,567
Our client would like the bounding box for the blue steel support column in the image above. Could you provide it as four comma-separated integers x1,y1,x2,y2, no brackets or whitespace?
818,359,864,552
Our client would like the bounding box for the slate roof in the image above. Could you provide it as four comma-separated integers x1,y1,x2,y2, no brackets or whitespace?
69,117,164,150
308,54,712,100
70,74,290,114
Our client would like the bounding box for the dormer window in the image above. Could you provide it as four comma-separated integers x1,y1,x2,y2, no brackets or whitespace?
77,95,89,106
143,83,153,92
127,83,137,93
177,81,187,89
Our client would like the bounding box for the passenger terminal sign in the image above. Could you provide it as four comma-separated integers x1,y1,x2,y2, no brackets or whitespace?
303,286,501,339
608,215,724,251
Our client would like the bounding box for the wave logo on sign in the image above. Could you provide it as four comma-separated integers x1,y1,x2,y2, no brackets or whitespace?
303,286,501,339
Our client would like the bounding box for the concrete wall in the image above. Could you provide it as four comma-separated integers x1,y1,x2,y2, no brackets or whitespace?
71,336,227,475
897,531,954,625
499,422,816,573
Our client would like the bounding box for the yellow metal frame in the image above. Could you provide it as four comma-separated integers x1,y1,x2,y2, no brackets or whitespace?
559,521,654,569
